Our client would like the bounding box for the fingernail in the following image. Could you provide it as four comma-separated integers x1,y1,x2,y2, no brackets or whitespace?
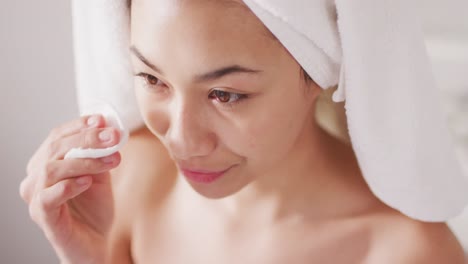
87,116,99,127
101,156,114,164
76,177,90,186
99,130,113,142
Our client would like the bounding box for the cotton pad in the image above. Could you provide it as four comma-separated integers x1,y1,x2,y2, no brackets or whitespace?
64,101,129,159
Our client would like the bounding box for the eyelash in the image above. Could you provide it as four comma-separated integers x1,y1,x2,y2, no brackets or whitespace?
134,72,248,107
134,72,167,91
208,90,248,107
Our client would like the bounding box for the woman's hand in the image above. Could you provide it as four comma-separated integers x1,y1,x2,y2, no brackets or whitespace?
19,115,121,264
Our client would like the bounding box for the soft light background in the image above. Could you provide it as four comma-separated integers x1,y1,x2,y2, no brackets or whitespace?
0,1,466,263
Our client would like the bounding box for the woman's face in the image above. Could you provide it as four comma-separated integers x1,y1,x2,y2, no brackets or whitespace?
130,0,321,198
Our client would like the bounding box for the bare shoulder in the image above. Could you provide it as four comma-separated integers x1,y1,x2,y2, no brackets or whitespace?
112,126,177,210
106,126,177,262
364,210,466,264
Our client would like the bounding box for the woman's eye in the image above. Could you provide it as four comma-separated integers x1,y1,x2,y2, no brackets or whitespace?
145,74,160,85
135,72,166,88
208,90,247,104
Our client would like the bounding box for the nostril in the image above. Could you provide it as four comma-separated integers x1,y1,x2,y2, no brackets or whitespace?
166,130,218,160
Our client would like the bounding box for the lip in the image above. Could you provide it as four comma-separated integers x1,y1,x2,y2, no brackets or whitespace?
180,166,234,184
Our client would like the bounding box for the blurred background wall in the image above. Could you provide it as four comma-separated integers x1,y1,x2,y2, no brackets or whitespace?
0,0,466,263
0,0,76,262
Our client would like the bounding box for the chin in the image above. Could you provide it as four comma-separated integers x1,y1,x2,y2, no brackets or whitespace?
189,185,235,199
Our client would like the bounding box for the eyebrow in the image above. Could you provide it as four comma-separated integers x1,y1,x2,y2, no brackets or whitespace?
130,45,262,83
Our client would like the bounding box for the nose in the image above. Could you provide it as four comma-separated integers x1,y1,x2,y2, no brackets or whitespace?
165,98,217,160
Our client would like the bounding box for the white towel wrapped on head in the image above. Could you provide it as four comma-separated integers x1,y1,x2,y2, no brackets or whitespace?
71,0,142,132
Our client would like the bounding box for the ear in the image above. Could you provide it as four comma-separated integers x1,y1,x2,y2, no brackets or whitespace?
315,86,350,144
300,70,322,99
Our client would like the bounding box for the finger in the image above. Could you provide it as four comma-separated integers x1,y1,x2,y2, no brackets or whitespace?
47,127,121,160
42,152,121,188
32,115,104,171
23,115,106,204
30,176,92,226
19,177,34,204
49,115,105,141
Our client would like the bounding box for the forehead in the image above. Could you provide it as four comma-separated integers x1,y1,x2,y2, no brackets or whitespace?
128,0,290,84
130,0,250,14
130,0,246,7
130,0,277,56
130,0,269,35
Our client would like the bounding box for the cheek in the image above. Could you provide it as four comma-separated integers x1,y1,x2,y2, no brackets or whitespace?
248,115,299,160
135,89,170,136
220,101,310,168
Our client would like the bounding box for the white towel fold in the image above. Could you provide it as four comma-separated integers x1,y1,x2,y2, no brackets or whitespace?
71,0,142,132
71,0,468,222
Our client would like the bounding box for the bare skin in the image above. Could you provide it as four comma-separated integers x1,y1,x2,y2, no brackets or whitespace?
105,127,465,264
20,0,466,263
20,123,465,263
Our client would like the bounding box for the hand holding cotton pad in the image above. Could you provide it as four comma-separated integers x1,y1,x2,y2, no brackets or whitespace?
64,101,129,159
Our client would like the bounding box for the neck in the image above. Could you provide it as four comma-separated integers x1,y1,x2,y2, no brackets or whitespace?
219,117,364,223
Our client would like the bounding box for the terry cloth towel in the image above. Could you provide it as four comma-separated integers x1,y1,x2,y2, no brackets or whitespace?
71,0,143,132
70,0,468,222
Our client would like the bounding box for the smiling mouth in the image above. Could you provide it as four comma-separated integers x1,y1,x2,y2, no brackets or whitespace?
179,165,235,184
